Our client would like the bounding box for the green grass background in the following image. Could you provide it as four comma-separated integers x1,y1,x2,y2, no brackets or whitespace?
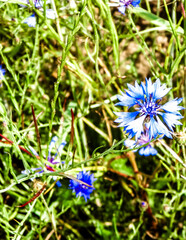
0,0,185,239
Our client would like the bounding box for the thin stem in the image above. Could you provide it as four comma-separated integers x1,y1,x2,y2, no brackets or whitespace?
50,0,63,41
40,194,59,239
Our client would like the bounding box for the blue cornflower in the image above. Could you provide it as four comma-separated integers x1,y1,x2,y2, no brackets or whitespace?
24,14,36,27
0,65,6,80
45,9,56,19
47,136,66,165
69,171,96,202
109,0,140,15
21,0,56,27
31,0,51,8
124,127,158,156
22,136,66,187
114,78,184,141
19,0,51,8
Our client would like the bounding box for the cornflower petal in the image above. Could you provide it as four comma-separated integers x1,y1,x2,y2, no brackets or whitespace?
153,79,171,101
126,81,145,101
45,9,56,19
0,65,6,80
115,92,137,107
48,136,66,165
29,146,39,157
141,78,154,97
19,0,51,8
48,136,58,159
131,0,140,7
124,115,146,140
28,0,51,8
160,112,183,131
114,111,139,127
149,116,172,139
118,5,126,14
54,141,66,158
156,116,174,138
34,0,44,8
109,0,140,15
160,98,184,114
55,181,62,187
124,127,158,156
124,139,138,152
139,145,157,156
124,139,136,148
24,14,36,27
40,8,56,19
20,0,55,25
52,176,62,187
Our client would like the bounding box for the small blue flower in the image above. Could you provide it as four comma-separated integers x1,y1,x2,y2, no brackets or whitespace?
124,127,158,156
114,78,184,141
47,136,66,165
24,14,36,27
109,0,140,15
22,136,66,187
69,171,96,202
44,9,56,19
33,0,51,8
21,0,56,27
19,0,51,8
0,65,6,80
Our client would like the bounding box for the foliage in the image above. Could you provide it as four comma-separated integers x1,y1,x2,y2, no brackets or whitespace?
0,0,185,239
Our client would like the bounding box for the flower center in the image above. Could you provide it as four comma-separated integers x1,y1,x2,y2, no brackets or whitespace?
140,95,161,117
146,101,157,114
138,133,149,145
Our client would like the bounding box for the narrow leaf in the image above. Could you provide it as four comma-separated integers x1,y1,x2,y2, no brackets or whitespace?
132,7,184,35
31,105,41,154
70,108,75,145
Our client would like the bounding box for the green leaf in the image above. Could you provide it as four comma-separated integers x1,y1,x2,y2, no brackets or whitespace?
110,158,134,176
132,7,184,35
0,102,6,116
